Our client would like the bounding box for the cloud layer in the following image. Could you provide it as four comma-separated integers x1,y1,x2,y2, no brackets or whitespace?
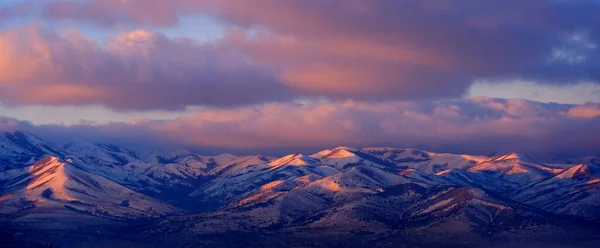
0,1,598,158
0,0,598,110
6,98,598,159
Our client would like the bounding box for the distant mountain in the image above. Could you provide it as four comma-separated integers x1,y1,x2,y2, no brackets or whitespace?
0,131,64,171
1,130,599,247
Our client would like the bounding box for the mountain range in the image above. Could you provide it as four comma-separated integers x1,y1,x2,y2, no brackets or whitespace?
1,130,599,247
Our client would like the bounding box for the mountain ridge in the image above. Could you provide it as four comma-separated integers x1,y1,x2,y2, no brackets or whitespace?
1,130,600,247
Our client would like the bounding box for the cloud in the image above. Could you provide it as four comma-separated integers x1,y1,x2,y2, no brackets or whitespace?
0,25,290,110
568,104,600,118
0,116,26,132
0,2,35,24
468,80,600,104
12,98,599,159
41,0,189,27
0,0,599,109
213,0,600,84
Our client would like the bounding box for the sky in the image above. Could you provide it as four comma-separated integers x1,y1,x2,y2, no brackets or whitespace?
0,0,599,158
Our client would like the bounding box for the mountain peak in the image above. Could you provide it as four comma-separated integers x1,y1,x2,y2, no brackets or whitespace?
316,147,358,159
490,152,543,164
312,146,359,159
212,153,240,164
268,153,319,167
503,152,524,160
332,146,358,152
23,156,75,201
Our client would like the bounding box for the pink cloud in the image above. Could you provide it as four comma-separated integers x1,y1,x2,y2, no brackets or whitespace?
2,0,589,110
186,0,600,81
0,1,598,111
568,104,600,118
224,29,467,100
21,98,600,158
0,25,289,110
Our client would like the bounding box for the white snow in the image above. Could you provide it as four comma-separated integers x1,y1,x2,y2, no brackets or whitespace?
1,133,598,226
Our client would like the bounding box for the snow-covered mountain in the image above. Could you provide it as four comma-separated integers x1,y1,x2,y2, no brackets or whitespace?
0,156,177,220
511,161,600,219
1,130,599,247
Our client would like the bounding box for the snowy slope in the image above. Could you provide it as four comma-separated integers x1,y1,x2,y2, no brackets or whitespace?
362,147,485,173
400,187,553,236
0,156,178,219
191,153,340,207
1,129,598,239
511,162,600,219
0,131,65,171
468,153,564,185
